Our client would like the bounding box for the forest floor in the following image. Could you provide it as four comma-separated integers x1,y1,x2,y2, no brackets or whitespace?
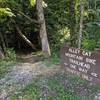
0,54,100,100
0,60,61,100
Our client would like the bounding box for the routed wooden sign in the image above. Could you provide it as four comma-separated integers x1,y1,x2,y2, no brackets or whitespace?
60,45,100,84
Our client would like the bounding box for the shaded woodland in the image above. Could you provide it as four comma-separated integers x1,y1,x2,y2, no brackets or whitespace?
0,0,100,58
0,1,100,100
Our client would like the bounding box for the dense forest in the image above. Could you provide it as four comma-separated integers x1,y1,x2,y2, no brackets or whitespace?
0,0,100,100
0,0,100,59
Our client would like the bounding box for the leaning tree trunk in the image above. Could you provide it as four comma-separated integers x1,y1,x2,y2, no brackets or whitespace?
36,0,51,57
10,19,37,51
78,0,84,49
15,25,37,51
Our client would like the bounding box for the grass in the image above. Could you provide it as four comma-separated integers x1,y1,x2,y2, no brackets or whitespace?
44,53,60,67
0,48,17,78
47,78,80,100
10,81,38,100
10,77,80,100
2,51,100,100
0,59,16,78
50,53,60,65
10,71,100,100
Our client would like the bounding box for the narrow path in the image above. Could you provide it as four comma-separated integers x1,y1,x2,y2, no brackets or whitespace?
0,61,61,100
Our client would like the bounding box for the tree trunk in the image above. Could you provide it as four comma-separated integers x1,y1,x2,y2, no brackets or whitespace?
0,45,5,59
36,0,51,57
15,25,37,51
69,0,77,47
0,50,4,59
0,32,6,53
78,0,84,49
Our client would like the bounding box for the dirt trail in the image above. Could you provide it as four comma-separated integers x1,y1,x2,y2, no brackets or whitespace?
0,61,61,100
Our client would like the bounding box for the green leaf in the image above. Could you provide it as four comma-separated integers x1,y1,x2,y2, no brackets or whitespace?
0,8,15,17
29,0,36,7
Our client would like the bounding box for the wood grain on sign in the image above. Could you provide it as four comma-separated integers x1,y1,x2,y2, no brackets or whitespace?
60,46,100,84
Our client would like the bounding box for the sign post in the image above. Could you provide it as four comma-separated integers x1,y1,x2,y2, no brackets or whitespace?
60,46,100,84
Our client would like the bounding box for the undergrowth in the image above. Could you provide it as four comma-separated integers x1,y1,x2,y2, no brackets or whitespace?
0,48,16,78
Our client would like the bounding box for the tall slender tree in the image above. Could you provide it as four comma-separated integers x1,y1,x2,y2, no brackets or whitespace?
36,0,51,56
78,0,84,49
69,0,77,47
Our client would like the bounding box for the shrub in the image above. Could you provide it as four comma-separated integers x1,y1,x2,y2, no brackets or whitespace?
82,39,96,51
6,48,16,61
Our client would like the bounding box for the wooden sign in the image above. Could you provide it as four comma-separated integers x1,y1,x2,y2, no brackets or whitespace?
60,45,100,84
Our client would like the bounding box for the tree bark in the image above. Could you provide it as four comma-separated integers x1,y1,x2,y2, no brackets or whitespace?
0,45,5,59
78,0,84,49
0,50,4,59
0,32,6,53
69,0,77,47
36,0,51,57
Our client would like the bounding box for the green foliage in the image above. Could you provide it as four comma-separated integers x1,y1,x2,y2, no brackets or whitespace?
0,0,39,51
0,7,15,23
50,53,60,65
0,8,15,17
10,76,80,100
44,0,70,52
82,0,100,50
48,79,79,100
0,48,16,78
10,71,100,100
82,39,96,50
29,0,36,7
0,60,16,78
5,48,16,61
0,0,100,56
11,82,38,100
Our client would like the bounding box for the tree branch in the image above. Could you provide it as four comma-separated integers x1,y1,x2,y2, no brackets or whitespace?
18,11,39,24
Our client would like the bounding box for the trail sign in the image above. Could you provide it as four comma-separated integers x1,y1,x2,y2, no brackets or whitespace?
60,46,100,84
